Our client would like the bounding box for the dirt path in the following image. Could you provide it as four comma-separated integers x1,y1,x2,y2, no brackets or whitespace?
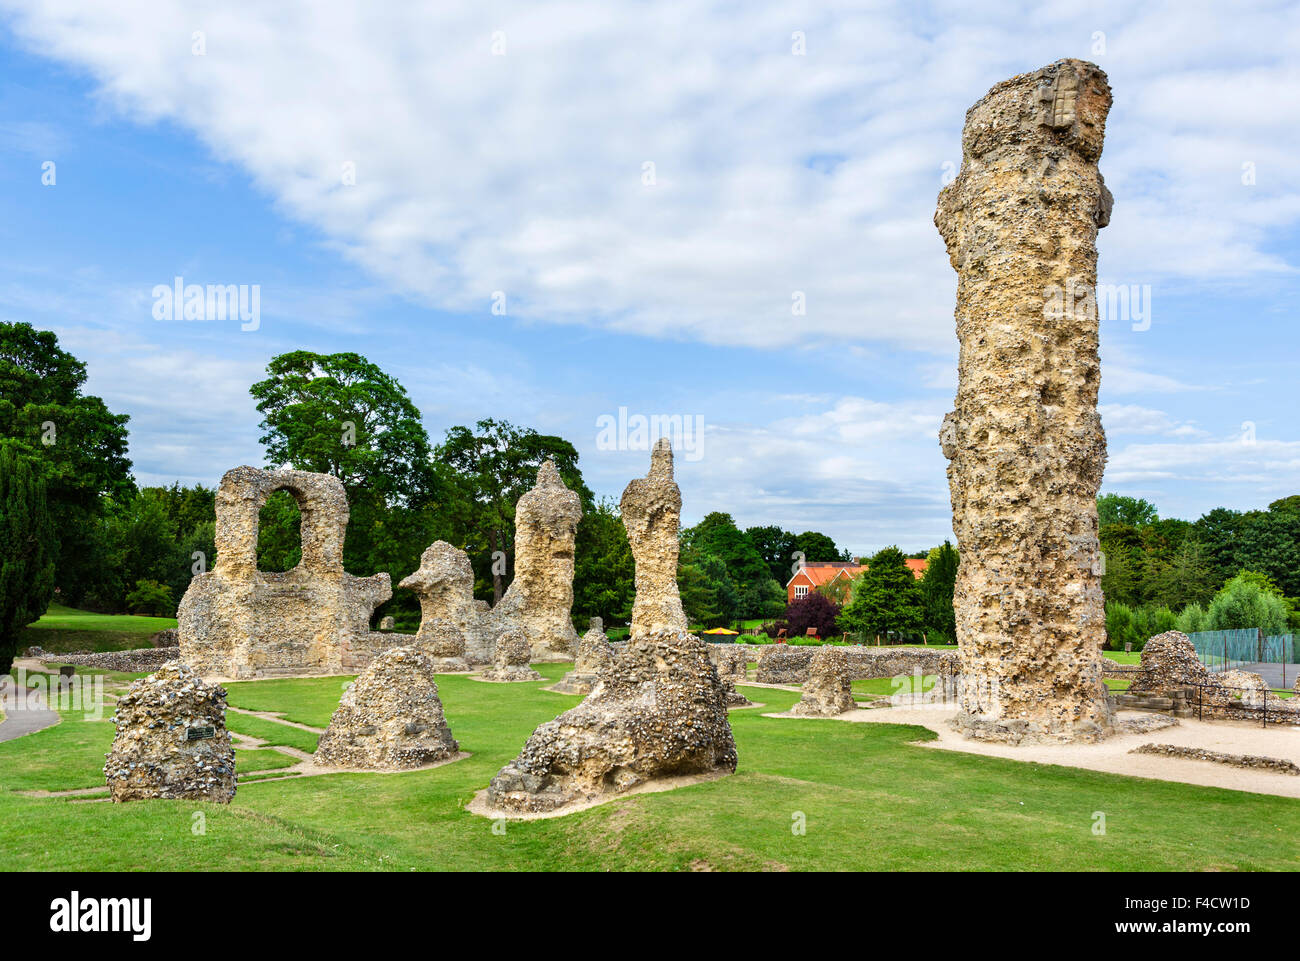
768,703,1300,799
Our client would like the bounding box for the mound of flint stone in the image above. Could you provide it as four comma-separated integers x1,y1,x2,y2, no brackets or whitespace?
104,661,236,803
486,630,737,813
314,647,459,770
1127,631,1208,696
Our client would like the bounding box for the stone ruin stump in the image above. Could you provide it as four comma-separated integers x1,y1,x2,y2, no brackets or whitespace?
400,540,495,664
104,662,235,803
314,647,459,770
486,630,737,813
479,628,543,682
411,617,471,673
178,466,394,678
790,647,857,717
935,59,1115,744
620,439,690,638
552,617,616,695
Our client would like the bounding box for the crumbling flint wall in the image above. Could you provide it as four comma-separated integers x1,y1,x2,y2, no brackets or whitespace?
399,459,582,664
755,645,958,685
180,459,587,678
935,59,1115,744
179,467,395,679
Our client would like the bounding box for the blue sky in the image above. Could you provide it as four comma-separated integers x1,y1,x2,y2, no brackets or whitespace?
1,0,1297,556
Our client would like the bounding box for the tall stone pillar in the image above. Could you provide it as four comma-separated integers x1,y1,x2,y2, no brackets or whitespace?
934,59,1114,743
490,459,582,661
620,438,690,638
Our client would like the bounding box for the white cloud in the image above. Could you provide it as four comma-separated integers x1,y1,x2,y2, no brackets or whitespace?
2,0,1298,354
1099,403,1207,438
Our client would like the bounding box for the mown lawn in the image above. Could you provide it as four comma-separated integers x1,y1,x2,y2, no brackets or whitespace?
3,660,1300,871
22,604,177,654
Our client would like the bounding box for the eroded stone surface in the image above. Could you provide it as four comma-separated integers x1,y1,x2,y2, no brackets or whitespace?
790,647,857,716
552,617,615,695
104,662,235,803
479,627,543,682
314,647,459,770
935,59,1114,744
178,466,395,678
754,645,958,685
399,541,495,664
490,460,582,662
620,440,689,638
486,630,736,813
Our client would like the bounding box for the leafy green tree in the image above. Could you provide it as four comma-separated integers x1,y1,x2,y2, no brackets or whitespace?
746,525,797,583
682,512,773,620
0,322,132,602
572,498,635,627
1097,493,1158,528
1104,601,1136,650
1230,509,1300,598
1150,534,1217,611
792,531,847,564
921,540,959,643
251,350,431,503
0,444,56,673
251,352,467,624
256,490,303,573
1177,602,1208,634
1206,572,1290,636
678,546,726,628
435,419,588,603
840,546,924,641
123,578,174,616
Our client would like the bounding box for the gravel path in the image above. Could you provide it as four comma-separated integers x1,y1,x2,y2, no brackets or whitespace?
0,675,61,742
808,704,1300,799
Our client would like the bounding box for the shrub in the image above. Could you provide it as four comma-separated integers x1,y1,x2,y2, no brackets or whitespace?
1206,572,1291,636
124,578,175,617
781,592,843,641
1177,602,1208,634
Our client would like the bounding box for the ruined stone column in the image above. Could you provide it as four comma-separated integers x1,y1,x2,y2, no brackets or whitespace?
620,438,690,638
489,459,582,661
934,59,1114,744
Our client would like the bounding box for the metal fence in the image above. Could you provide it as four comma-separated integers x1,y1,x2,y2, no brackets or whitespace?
1186,629,1297,688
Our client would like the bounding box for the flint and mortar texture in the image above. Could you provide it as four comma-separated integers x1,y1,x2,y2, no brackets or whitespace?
935,59,1114,744
489,460,582,661
178,466,395,678
552,617,616,695
400,541,496,663
789,647,857,717
104,662,235,802
314,647,459,769
478,627,543,682
620,439,690,638
486,630,736,813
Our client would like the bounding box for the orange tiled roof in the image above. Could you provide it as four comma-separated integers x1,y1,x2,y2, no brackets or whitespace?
789,558,928,586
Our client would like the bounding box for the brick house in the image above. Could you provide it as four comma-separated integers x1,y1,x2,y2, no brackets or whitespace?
785,559,927,605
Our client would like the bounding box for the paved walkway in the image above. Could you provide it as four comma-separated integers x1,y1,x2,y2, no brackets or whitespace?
0,675,61,742
1215,662,1296,690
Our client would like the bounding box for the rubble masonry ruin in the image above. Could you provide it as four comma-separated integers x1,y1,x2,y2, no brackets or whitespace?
935,59,1114,744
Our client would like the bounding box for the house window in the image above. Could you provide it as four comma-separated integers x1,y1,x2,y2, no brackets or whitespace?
794,585,809,597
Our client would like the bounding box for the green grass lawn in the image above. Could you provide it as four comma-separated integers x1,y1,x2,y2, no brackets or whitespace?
3,659,1300,870
23,603,177,654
